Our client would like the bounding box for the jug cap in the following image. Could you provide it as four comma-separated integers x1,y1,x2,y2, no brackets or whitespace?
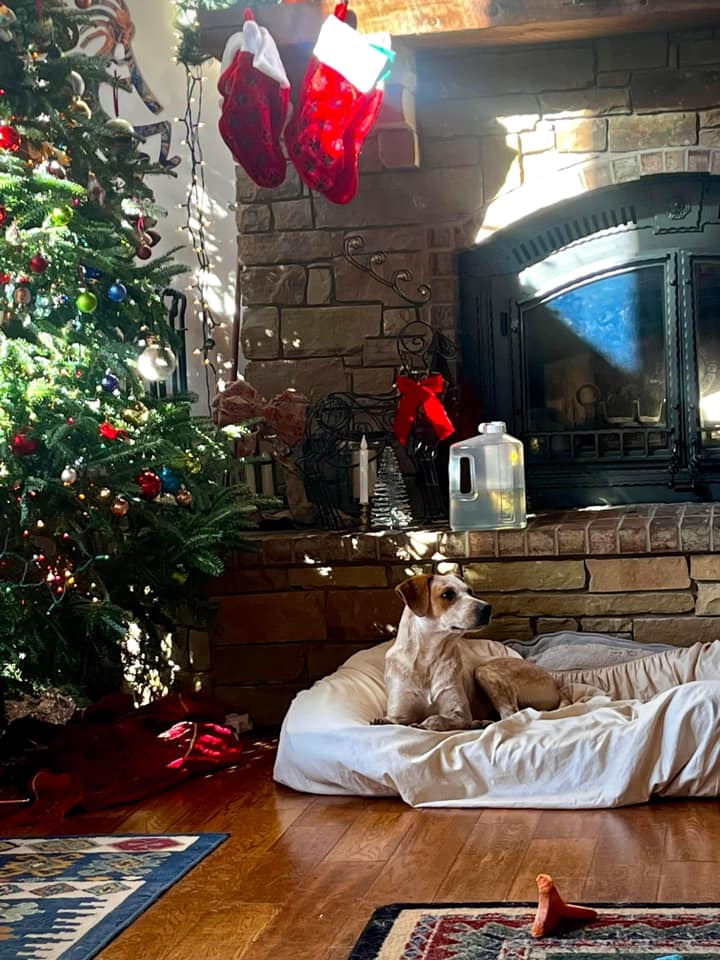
479,421,506,434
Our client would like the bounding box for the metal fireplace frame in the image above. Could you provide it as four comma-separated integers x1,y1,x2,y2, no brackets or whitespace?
459,173,720,509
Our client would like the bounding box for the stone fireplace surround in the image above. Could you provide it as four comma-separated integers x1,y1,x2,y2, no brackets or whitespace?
196,25,720,727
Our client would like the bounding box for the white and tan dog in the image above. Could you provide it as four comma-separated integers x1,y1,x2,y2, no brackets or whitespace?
375,572,565,731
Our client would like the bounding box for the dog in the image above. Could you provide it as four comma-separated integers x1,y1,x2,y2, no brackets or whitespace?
374,572,566,731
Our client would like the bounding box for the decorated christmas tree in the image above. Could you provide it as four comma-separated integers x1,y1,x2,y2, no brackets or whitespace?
0,0,254,700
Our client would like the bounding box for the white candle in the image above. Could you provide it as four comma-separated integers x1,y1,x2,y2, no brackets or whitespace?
359,435,369,505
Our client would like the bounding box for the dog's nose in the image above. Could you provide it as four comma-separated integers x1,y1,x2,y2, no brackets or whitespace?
475,603,492,626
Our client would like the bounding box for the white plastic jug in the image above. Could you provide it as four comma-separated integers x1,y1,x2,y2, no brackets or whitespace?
449,422,527,531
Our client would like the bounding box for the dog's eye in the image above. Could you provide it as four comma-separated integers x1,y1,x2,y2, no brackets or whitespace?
441,589,456,601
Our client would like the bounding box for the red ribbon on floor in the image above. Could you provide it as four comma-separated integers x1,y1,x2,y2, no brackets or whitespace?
393,374,455,446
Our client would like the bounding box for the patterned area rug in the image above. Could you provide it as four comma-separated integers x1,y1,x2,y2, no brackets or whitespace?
348,902,720,958
0,834,226,960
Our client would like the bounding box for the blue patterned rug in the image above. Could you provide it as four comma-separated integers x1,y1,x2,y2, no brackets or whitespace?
0,834,226,959
348,902,720,958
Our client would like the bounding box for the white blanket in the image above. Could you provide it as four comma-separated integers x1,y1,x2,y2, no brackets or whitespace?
273,639,720,808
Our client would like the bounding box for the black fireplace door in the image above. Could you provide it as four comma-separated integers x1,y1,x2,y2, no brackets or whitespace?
459,174,720,508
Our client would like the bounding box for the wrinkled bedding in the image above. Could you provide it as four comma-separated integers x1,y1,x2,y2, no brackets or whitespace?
273,638,720,808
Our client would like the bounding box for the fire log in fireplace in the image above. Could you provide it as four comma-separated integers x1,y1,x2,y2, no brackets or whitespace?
459,173,720,509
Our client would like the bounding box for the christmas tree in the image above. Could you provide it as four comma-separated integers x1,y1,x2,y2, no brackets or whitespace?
371,445,413,530
0,0,254,700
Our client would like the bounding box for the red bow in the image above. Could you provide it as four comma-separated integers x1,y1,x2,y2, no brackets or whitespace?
393,374,455,446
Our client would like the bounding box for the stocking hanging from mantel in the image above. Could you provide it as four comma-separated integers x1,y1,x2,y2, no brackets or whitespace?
217,4,393,204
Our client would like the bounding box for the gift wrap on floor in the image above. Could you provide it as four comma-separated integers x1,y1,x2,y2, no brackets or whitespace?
273,634,720,808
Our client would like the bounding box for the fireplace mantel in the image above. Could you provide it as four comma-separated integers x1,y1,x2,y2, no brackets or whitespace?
198,0,720,58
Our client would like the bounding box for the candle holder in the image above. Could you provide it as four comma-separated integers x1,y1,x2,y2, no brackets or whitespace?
359,501,371,531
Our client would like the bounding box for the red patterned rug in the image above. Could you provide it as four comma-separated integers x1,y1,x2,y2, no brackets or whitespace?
348,902,718,958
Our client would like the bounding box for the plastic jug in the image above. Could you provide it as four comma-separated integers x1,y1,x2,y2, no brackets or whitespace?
449,422,527,531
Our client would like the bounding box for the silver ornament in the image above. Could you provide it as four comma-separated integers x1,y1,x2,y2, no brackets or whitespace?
61,466,78,485
68,70,85,96
137,343,177,382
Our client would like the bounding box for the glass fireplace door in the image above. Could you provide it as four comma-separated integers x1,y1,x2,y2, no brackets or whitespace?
520,263,673,463
695,259,720,449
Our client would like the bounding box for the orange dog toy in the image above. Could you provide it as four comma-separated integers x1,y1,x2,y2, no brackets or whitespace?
531,873,598,937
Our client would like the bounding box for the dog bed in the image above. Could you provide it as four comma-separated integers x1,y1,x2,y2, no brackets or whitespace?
273,637,720,808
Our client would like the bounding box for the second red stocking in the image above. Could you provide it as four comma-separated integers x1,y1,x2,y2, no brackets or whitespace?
285,5,392,202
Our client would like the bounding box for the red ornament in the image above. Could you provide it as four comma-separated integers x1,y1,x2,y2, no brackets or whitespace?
10,432,40,456
0,273,10,285
29,254,49,274
0,124,21,153
99,420,128,441
0,205,6,226
135,469,162,500
136,244,152,260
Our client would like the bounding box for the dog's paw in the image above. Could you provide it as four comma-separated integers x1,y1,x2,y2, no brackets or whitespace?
370,717,391,725
468,719,494,730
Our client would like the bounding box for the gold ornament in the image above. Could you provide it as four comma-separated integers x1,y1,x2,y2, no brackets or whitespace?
14,285,32,306
175,489,193,507
110,495,130,517
122,402,149,425
185,453,201,475
70,97,92,120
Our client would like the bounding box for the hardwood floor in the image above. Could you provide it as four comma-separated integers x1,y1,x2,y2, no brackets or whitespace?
10,737,720,959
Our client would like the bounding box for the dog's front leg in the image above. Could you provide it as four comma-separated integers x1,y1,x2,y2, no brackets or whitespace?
373,687,427,726
412,687,477,731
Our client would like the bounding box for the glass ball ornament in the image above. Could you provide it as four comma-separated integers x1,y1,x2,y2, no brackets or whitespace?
110,494,130,517
100,371,120,392
107,281,127,303
105,117,134,139
82,264,103,281
175,488,193,507
159,466,182,494
60,466,77,485
135,243,152,261
0,124,21,153
49,205,74,227
137,343,177,382
46,43,62,60
14,284,32,306
135,469,162,500
29,254,49,274
76,291,98,314
0,204,6,227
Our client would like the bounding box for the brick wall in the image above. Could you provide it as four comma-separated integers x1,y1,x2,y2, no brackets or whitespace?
237,27,720,401
208,503,720,725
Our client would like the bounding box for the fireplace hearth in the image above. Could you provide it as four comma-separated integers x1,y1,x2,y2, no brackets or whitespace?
459,173,720,510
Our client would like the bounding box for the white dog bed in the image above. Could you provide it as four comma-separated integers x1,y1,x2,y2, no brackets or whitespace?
273,638,720,808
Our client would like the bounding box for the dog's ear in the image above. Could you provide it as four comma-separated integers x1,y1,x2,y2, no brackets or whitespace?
395,575,433,616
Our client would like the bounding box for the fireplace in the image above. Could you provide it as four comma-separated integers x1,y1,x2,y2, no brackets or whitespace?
459,173,720,509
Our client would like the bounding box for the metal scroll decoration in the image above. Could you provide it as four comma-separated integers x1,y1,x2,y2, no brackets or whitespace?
299,235,457,529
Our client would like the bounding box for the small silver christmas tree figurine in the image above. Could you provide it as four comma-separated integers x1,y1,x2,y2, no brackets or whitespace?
371,445,414,529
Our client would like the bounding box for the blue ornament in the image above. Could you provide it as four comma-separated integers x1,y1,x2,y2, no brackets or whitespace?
107,282,127,303
100,372,120,392
83,264,103,280
159,466,182,494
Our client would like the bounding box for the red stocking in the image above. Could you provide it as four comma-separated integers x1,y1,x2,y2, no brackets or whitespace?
218,9,290,189
324,85,384,205
285,4,392,201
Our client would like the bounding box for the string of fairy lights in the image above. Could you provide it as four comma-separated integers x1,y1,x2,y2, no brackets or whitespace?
172,0,238,407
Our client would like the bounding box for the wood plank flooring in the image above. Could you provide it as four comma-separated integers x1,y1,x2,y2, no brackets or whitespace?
8,737,720,960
